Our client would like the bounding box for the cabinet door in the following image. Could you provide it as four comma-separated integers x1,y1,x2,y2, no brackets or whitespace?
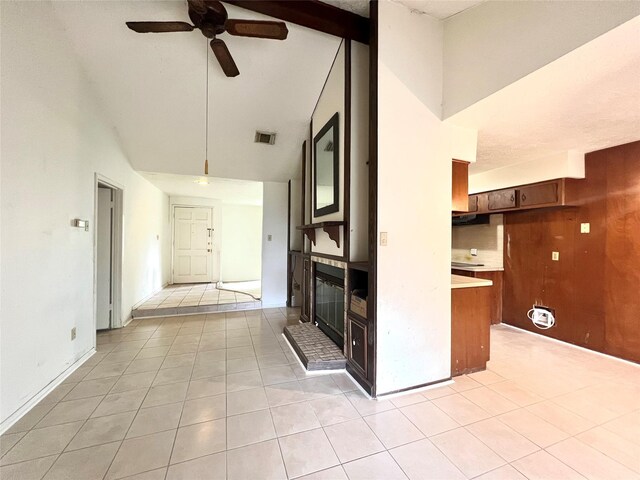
348,316,367,376
452,160,470,212
468,195,479,213
488,188,517,210
519,182,558,208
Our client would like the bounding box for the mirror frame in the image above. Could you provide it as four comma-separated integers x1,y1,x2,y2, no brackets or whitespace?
313,112,340,217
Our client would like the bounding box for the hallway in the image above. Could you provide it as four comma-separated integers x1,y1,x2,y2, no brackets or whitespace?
132,283,262,319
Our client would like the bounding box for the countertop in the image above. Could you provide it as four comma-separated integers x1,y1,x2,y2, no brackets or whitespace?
451,274,493,289
451,265,504,272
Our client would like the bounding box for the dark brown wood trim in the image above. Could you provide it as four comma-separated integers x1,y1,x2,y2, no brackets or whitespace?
348,261,369,272
367,0,378,397
309,251,346,263
297,221,345,248
343,39,352,263
346,362,373,395
221,0,369,44
308,120,313,230
300,141,307,250
286,180,292,307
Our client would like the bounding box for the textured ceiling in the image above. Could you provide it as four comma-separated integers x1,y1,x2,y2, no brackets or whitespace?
51,1,341,183
447,17,640,175
323,0,485,19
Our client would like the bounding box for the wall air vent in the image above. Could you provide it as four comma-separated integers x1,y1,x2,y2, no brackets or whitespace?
254,131,276,145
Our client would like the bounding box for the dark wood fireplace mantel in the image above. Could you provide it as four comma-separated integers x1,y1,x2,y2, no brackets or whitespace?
296,221,346,248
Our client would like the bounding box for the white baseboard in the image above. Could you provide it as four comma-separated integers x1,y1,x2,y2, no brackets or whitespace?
0,348,96,435
500,323,640,367
261,302,286,309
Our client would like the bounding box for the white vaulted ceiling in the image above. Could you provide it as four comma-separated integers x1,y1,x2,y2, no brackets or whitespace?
447,16,640,174
324,0,485,19
51,1,341,182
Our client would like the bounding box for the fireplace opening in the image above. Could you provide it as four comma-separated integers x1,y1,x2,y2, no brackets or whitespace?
314,263,345,349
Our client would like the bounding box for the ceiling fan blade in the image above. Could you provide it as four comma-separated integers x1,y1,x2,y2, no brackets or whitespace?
225,20,288,40
210,39,239,77
126,21,194,33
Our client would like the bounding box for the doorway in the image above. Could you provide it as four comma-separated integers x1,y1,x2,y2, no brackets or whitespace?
172,206,218,284
95,176,123,330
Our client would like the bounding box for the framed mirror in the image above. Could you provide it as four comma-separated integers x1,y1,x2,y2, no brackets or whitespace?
313,112,340,217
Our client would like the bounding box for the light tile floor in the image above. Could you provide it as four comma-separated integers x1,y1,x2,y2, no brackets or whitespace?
1,316,639,480
136,282,260,311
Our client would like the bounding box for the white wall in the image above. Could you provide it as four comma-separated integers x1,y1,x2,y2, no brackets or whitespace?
349,41,370,262
168,195,264,284
443,1,640,117
311,42,345,257
469,150,585,194
376,1,451,394
221,204,262,282
1,2,170,427
261,182,288,307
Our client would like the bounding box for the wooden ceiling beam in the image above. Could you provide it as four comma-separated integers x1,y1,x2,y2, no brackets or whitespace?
221,0,369,44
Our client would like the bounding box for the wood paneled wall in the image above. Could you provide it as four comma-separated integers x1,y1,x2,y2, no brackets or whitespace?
503,140,640,363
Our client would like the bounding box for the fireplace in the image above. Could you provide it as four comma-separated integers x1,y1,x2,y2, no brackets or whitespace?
314,263,345,349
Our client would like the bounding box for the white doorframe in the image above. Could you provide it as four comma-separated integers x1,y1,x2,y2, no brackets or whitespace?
170,204,220,284
93,174,124,333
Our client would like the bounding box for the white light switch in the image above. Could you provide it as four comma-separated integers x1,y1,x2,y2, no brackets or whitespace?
380,232,388,246
580,223,590,233
552,251,560,261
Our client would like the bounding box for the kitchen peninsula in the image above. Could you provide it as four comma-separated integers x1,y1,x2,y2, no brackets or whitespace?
451,274,492,376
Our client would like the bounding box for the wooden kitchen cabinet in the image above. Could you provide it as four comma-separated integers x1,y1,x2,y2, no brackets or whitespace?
452,286,491,376
347,315,368,377
519,181,560,208
488,188,518,211
468,194,479,212
452,160,470,213
452,269,503,325
454,179,569,217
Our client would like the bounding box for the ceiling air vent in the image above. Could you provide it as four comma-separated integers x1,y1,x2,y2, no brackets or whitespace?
255,131,276,145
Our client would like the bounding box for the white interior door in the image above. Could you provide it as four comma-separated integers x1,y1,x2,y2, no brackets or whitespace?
173,207,214,284
96,187,113,329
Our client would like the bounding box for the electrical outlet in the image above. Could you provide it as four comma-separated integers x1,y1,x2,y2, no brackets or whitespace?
267,234,272,241
470,248,478,256
380,232,388,246
580,223,590,234
552,251,560,261
71,327,77,341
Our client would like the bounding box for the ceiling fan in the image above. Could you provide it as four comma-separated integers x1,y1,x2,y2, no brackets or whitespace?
126,0,289,77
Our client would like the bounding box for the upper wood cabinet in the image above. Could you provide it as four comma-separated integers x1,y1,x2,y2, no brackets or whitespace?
519,181,559,207
488,188,518,211
468,194,479,212
454,179,568,217
452,160,470,213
